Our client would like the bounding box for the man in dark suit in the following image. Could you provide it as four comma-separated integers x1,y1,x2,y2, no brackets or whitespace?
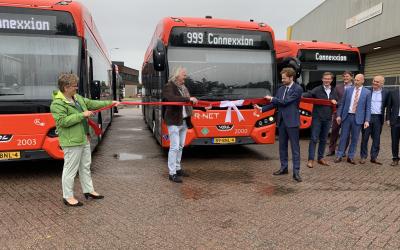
360,75,388,165
335,74,371,164
303,72,338,168
386,86,400,166
257,67,303,182
327,71,353,156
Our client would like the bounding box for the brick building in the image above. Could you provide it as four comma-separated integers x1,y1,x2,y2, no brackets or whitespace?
113,61,140,97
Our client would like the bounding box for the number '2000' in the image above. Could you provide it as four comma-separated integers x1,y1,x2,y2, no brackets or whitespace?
186,32,204,44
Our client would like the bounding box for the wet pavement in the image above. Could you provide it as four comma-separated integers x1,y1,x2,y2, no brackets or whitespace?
1,107,400,249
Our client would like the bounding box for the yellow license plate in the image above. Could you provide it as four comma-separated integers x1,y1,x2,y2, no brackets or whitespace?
0,151,21,160
213,138,236,144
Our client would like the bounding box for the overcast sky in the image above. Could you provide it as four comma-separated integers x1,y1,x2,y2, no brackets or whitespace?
76,0,325,71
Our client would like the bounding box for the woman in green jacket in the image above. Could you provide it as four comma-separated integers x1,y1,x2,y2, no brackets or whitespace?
50,73,119,207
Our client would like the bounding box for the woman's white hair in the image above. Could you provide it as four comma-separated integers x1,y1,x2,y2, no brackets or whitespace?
168,66,186,82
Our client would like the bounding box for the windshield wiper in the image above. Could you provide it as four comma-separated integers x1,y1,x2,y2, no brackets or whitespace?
0,93,25,96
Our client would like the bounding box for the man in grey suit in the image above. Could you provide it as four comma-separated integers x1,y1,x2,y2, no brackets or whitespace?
335,74,371,164
360,75,388,165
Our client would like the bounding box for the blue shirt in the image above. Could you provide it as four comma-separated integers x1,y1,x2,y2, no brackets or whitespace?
371,89,383,115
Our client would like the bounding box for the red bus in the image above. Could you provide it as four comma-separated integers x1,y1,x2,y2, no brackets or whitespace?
0,0,116,161
276,40,361,129
142,17,277,147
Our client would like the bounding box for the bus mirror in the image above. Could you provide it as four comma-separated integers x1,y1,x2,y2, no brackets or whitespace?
280,57,302,79
91,80,101,100
153,40,166,71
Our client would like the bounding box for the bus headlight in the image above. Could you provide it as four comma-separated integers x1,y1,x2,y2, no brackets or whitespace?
255,116,275,127
299,109,312,117
47,128,58,138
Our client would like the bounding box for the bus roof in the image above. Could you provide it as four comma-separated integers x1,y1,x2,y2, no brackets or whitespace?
143,16,275,67
276,40,359,59
0,0,110,61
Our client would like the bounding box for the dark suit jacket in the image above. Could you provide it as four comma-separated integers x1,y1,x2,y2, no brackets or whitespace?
162,82,192,127
262,82,303,128
386,88,400,126
303,85,338,121
335,83,346,103
337,86,371,125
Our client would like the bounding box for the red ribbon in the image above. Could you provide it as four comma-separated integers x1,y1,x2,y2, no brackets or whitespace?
301,98,337,112
88,98,335,136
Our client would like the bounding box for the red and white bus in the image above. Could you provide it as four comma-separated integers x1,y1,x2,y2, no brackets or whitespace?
0,0,116,161
142,17,277,147
276,40,361,129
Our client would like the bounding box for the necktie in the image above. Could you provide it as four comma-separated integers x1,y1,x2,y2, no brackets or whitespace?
351,87,360,113
283,87,289,100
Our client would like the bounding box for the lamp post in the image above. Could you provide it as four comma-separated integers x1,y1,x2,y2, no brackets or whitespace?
110,47,120,60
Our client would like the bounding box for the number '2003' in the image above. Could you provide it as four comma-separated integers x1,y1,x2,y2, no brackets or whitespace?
17,139,37,146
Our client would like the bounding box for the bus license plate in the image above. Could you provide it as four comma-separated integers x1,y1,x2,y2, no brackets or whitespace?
212,138,236,144
0,151,21,160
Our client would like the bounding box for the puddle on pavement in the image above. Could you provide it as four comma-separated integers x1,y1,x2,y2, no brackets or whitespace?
117,128,144,132
259,185,296,196
113,153,144,161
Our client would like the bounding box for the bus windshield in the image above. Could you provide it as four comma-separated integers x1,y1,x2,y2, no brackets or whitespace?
168,47,274,100
0,35,80,100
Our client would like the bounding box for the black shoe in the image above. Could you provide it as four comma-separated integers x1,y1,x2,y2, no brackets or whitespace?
347,158,356,165
84,193,104,200
273,169,288,175
327,151,335,156
334,157,342,163
176,169,189,177
63,198,83,207
370,159,382,165
169,174,182,183
293,173,302,182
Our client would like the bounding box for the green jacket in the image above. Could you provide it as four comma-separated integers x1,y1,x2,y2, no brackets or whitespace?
50,90,112,147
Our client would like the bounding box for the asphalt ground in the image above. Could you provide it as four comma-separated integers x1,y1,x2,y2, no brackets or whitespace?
1,107,400,249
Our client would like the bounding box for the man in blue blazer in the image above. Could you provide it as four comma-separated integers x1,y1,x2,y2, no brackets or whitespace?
257,67,303,182
360,75,388,165
335,74,371,164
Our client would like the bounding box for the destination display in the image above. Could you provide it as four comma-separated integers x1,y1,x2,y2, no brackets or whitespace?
169,27,272,50
0,7,76,35
0,13,56,31
298,49,360,64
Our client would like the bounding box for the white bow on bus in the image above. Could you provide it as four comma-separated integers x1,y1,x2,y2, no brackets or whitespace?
219,100,245,123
